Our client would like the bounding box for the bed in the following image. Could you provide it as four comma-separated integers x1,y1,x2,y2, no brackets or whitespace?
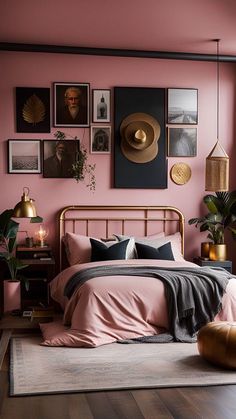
40,205,236,347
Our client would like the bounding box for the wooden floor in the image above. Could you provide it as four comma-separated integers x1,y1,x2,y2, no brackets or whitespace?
1,350,236,419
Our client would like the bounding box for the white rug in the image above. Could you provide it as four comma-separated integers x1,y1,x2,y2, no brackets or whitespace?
10,336,236,396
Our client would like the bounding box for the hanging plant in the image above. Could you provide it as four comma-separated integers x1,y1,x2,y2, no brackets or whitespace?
54,131,96,191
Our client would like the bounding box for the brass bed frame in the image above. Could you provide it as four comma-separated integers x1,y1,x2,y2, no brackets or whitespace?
59,205,185,271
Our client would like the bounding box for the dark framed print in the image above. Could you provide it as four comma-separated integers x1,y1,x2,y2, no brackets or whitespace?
43,139,79,178
8,140,41,173
92,89,111,123
90,126,111,153
167,127,197,157
54,82,89,127
167,88,198,124
16,87,50,133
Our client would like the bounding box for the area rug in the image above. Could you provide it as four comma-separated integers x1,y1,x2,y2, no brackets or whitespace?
10,336,236,396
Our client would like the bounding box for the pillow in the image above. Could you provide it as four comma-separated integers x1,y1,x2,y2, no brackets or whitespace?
64,233,118,266
135,241,174,260
114,232,165,259
90,238,130,262
115,232,184,261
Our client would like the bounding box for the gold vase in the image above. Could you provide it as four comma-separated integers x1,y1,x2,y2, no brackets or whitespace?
201,242,211,258
209,244,227,261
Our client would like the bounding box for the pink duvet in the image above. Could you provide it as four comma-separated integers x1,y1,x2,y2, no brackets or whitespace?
40,259,236,347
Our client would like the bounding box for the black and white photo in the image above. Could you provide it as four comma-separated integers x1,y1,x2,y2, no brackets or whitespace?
168,88,198,124
168,127,197,157
90,126,111,153
92,89,111,123
8,140,41,173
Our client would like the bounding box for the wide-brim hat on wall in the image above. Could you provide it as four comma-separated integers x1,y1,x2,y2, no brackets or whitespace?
120,112,161,163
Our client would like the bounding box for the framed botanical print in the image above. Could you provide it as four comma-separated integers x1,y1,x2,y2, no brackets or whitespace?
42,139,79,178
167,88,198,124
92,89,111,123
90,126,111,153
16,87,50,133
54,82,90,127
167,127,197,157
8,140,41,173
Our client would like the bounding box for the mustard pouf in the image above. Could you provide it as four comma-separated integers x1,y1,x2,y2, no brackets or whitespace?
197,321,236,369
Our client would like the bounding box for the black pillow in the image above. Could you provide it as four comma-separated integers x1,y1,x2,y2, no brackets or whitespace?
90,238,129,262
135,241,174,260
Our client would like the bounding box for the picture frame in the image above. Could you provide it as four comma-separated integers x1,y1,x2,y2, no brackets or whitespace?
8,140,41,173
53,82,90,127
16,87,50,133
42,139,79,178
167,127,197,157
167,88,198,124
90,126,111,154
92,89,111,123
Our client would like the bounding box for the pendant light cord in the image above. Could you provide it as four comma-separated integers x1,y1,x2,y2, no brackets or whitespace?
216,39,220,141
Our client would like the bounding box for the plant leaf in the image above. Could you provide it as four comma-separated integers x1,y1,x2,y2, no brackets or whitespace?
22,94,45,125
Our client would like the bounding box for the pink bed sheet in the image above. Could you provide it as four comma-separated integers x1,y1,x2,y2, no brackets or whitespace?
40,259,236,347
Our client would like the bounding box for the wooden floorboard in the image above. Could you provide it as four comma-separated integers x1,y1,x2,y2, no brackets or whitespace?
1,350,236,418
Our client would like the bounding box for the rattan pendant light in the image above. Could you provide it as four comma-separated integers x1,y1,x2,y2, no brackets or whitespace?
205,39,229,192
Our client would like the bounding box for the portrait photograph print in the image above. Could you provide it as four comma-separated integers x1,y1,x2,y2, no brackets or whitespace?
167,127,197,157
8,140,41,173
167,88,198,124
54,82,90,127
43,139,79,178
16,87,50,133
92,89,111,123
90,126,111,153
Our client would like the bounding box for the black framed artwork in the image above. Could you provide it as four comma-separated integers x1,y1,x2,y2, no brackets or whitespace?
16,87,50,133
42,139,79,178
90,125,111,153
92,89,111,123
167,88,198,124
53,82,90,127
114,86,167,189
8,140,41,173
167,127,197,157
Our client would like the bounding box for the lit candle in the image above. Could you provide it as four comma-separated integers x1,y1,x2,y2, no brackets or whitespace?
36,225,48,247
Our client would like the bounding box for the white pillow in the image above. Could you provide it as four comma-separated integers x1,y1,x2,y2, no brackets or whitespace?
114,232,165,259
115,232,184,261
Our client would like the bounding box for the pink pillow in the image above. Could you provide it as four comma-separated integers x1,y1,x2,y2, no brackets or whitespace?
64,233,93,265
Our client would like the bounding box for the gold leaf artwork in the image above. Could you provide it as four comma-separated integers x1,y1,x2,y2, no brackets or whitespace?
22,94,46,125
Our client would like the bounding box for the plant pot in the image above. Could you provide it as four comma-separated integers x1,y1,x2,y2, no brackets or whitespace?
3,280,21,313
209,244,227,261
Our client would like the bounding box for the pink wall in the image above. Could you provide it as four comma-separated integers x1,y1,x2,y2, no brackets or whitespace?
1,51,236,267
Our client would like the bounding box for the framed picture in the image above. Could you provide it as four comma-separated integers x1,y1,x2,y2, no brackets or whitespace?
53,82,90,127
43,139,79,178
167,88,198,124
167,127,197,157
16,87,50,133
92,89,111,123
90,126,111,153
8,140,41,173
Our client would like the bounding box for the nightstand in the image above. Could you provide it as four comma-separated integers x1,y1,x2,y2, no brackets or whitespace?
16,246,56,308
193,257,232,273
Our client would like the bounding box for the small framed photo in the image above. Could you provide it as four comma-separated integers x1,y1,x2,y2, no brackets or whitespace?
43,139,79,178
16,87,50,133
167,127,197,157
92,89,111,123
8,140,41,173
90,126,111,153
54,82,90,127
167,88,198,124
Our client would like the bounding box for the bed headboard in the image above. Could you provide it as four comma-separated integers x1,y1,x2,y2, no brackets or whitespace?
58,205,185,271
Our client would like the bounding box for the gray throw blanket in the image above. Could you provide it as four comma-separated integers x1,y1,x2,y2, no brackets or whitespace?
64,265,231,343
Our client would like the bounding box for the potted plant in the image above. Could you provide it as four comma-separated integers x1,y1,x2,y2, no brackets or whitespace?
54,131,96,191
0,209,42,312
188,191,236,260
